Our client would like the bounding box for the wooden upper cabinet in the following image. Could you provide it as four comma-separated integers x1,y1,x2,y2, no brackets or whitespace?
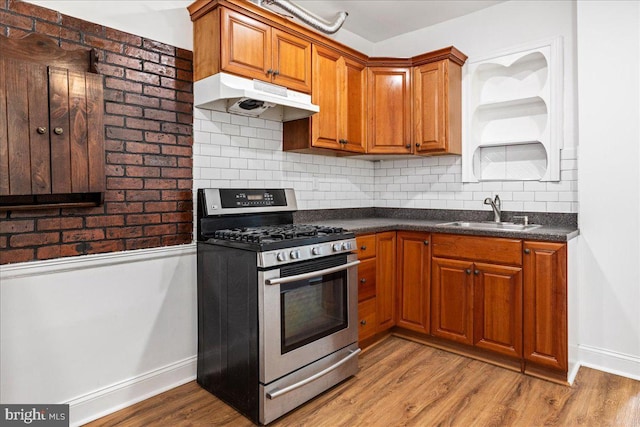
367,67,412,154
0,34,104,207
413,59,462,155
283,46,366,154
523,241,568,372
217,8,311,92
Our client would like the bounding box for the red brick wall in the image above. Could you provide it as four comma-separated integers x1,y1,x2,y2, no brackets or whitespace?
0,0,193,265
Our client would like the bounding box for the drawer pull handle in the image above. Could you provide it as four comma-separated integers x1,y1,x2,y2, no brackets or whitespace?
524,248,531,254
360,245,367,250
360,278,366,284
360,320,367,325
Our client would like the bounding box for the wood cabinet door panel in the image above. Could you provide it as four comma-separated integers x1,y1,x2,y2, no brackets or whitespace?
431,257,474,344
220,8,270,81
376,231,396,331
85,72,105,193
311,45,341,150
343,58,366,153
358,297,377,341
367,67,412,154
414,61,446,153
474,262,523,358
524,242,567,371
357,258,376,302
272,28,311,93
396,232,430,334
49,67,72,194
0,58,8,195
27,62,51,195
68,70,89,193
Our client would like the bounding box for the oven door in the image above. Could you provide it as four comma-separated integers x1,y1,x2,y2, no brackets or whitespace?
259,253,360,384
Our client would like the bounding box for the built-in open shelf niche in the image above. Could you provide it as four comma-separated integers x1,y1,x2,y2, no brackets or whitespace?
463,37,563,182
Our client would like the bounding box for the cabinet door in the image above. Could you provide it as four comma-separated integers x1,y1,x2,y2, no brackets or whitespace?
396,232,430,334
367,67,412,154
357,258,376,302
473,262,523,358
431,257,474,345
342,57,366,153
376,231,396,331
271,28,311,93
523,241,567,372
49,67,105,194
413,60,462,155
310,45,341,150
220,8,271,82
0,58,50,195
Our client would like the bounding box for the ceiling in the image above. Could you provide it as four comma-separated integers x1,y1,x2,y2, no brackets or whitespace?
262,0,504,43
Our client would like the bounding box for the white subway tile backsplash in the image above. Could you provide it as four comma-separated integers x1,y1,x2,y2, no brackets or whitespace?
194,110,577,213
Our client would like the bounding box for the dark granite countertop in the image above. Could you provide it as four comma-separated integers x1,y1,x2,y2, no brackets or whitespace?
295,208,579,242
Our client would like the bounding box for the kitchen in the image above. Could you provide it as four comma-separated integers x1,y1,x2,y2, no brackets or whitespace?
0,0,639,426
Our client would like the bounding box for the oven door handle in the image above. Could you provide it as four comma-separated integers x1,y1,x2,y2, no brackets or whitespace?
266,348,361,400
265,260,361,285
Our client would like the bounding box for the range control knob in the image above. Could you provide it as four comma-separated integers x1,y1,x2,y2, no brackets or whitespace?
332,243,342,252
277,252,288,262
290,250,301,259
342,241,353,251
312,247,322,256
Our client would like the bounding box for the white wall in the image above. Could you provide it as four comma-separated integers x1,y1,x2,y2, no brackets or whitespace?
0,245,197,425
576,1,640,380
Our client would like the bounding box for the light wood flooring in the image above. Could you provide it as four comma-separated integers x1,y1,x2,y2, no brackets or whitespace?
86,336,640,426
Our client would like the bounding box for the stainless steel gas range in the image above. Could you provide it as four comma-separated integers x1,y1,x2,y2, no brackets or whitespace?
196,188,360,425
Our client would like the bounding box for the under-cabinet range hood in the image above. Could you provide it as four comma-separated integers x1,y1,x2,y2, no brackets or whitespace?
193,72,319,121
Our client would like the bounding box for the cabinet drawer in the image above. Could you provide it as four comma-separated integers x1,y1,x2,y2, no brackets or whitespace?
356,235,376,259
358,297,377,340
357,258,376,302
432,234,522,266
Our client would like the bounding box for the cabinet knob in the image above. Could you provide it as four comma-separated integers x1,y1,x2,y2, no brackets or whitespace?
266,69,273,75
466,269,472,275
273,70,280,76
360,278,367,284
36,126,47,134
474,270,480,275
415,143,421,147
524,248,531,254
405,144,411,149
423,240,429,246
360,320,367,325
53,127,64,135
360,245,366,250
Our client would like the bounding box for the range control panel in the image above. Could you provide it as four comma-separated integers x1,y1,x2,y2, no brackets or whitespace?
202,188,297,216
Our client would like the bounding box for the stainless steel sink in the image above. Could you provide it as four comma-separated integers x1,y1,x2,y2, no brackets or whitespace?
438,221,542,231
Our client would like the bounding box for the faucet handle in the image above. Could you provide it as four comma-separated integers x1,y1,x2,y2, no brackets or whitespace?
513,215,529,226
494,194,501,208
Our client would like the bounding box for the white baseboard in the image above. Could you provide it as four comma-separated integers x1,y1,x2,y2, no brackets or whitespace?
577,344,640,381
68,356,197,427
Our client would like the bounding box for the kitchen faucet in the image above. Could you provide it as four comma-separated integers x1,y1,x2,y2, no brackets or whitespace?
484,195,501,223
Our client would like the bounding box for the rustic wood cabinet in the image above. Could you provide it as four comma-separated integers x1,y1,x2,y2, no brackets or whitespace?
523,241,568,373
367,67,412,155
375,231,396,331
396,232,431,334
413,56,463,155
0,34,104,209
194,6,311,92
283,46,366,154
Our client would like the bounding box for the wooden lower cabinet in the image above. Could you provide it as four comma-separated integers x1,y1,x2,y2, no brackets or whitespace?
396,232,431,334
356,232,396,343
431,257,473,345
473,263,523,359
523,241,568,372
